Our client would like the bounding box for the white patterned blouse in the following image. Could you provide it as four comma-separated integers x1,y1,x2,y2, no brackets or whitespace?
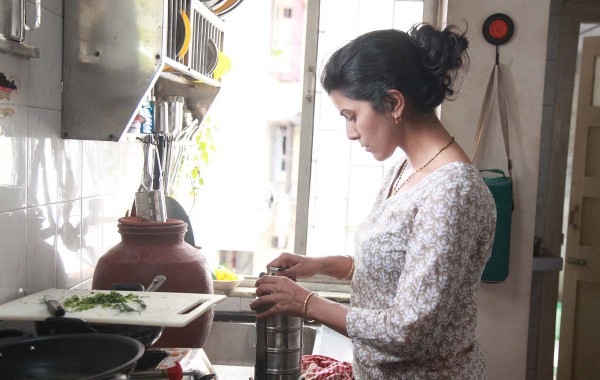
346,161,496,379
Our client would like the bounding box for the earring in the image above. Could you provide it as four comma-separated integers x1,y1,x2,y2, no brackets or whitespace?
394,115,401,125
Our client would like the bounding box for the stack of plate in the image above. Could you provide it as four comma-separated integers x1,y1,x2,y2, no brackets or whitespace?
200,0,245,16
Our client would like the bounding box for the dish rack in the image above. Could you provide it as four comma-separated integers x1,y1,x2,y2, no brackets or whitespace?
61,0,226,142
164,0,225,87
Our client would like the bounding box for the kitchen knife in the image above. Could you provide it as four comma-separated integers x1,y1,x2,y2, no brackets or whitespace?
43,295,65,317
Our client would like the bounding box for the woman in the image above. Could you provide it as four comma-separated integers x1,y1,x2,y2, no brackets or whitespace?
250,24,496,379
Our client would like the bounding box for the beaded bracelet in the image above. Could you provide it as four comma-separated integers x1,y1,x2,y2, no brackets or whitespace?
303,292,317,322
336,255,354,280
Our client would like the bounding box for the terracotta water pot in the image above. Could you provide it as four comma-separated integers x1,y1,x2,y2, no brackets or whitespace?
92,216,214,348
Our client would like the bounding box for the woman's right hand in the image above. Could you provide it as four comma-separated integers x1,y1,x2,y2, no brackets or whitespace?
267,252,321,279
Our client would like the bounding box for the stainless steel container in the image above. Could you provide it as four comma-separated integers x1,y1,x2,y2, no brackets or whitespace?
153,101,169,134
134,189,167,222
255,269,304,380
164,95,185,135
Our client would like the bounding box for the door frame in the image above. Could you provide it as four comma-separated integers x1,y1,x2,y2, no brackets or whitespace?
543,2,600,265
543,1,600,377
556,34,600,379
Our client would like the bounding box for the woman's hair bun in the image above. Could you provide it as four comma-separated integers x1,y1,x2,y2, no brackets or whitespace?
410,24,469,73
320,24,469,114
409,23,469,100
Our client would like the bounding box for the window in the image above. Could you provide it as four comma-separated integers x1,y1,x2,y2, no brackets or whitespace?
298,0,425,258
187,0,427,277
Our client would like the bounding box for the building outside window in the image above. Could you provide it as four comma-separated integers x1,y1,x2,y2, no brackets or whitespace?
184,0,425,277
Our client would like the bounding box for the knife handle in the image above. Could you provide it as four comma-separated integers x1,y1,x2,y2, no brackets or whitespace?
46,299,65,317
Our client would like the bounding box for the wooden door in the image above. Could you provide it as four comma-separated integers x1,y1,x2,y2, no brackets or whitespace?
557,36,600,380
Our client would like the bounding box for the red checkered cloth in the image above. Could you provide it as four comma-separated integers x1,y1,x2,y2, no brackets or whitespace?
301,355,353,380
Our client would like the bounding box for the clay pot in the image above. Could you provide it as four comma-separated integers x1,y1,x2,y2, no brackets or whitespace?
92,216,214,348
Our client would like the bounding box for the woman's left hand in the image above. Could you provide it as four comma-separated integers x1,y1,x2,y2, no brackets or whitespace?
250,275,312,319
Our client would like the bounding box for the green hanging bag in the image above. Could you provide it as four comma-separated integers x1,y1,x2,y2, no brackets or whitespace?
472,63,514,283
480,169,513,282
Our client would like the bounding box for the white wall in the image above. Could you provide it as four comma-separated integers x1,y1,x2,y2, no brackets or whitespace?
0,0,143,312
444,1,551,379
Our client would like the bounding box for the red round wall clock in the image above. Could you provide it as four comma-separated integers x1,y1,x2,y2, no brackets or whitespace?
482,13,514,45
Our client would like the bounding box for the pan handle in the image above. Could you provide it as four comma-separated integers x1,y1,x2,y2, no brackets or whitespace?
35,317,98,336
0,329,33,342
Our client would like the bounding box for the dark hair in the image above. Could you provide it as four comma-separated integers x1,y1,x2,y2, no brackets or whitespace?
320,24,469,115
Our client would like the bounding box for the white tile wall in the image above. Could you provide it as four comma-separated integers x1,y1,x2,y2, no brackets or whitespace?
57,138,82,201
81,197,104,280
102,193,137,255
104,140,144,195
82,140,106,198
0,210,27,305
56,200,82,289
26,205,57,295
0,0,145,311
0,105,28,213
27,107,60,206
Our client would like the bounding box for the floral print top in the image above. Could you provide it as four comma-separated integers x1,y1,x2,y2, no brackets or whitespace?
346,161,496,379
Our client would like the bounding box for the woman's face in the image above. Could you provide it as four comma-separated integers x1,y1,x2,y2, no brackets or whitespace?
329,91,399,161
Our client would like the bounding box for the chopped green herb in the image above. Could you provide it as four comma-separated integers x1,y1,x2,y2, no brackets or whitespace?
113,303,140,314
61,291,146,314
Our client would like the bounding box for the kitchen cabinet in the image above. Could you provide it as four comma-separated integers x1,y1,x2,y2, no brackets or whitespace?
61,0,224,142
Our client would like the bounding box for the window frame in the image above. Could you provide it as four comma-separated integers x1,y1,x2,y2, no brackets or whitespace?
294,0,442,259
294,0,321,256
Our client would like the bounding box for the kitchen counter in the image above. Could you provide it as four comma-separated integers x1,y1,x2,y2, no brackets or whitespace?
212,365,254,379
216,286,351,303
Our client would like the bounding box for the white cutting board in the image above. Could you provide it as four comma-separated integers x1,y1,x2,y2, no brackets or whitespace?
0,288,226,328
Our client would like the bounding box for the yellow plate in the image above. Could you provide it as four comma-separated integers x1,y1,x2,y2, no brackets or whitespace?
213,50,231,80
213,275,244,291
178,10,191,58
213,0,241,15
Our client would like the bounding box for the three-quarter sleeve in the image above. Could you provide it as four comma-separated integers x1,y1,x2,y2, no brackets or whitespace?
346,179,493,365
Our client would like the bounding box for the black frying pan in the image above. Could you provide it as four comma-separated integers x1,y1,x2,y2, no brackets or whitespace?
0,333,144,380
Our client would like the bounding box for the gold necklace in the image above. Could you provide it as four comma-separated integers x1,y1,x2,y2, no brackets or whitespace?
392,136,455,195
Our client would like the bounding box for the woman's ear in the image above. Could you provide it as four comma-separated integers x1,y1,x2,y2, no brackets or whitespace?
387,89,406,117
